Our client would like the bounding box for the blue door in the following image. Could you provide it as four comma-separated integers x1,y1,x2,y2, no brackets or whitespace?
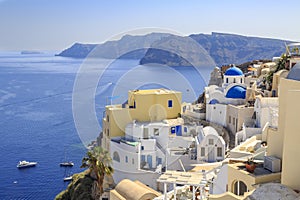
176,125,182,136
147,155,152,168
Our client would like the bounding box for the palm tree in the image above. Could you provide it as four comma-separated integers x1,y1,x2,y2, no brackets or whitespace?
266,53,288,88
81,146,113,197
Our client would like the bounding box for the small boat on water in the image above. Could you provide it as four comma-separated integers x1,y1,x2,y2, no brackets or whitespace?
60,147,74,167
63,175,73,182
59,161,74,167
17,160,37,168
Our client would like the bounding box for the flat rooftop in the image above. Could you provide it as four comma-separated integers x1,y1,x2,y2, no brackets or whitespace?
129,88,180,95
157,170,207,186
232,163,276,176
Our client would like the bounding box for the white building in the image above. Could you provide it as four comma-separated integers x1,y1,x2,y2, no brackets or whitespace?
235,96,279,146
110,118,200,189
254,96,278,129
205,66,248,127
196,126,226,163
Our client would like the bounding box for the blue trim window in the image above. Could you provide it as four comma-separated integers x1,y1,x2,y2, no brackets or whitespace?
168,100,173,108
171,127,176,134
125,156,128,163
184,127,188,133
157,157,162,165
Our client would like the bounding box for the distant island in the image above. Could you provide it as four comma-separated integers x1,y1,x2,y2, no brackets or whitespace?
21,50,44,55
56,32,295,66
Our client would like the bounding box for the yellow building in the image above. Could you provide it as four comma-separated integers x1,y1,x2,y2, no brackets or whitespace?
270,69,288,97
264,63,300,191
227,162,281,197
101,89,182,150
277,64,300,191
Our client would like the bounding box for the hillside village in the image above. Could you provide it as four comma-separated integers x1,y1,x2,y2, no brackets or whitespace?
59,43,300,200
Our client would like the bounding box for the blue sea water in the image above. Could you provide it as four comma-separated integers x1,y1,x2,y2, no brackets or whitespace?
0,52,213,199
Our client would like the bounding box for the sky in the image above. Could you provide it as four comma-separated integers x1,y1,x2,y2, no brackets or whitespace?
0,0,300,51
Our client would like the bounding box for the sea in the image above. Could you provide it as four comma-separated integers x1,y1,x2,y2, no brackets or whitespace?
0,52,213,199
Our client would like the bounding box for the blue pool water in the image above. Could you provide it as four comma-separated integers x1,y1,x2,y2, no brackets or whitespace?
0,52,213,199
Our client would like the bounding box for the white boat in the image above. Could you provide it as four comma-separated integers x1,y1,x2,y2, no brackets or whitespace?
60,147,74,167
59,161,74,167
63,175,73,182
17,160,37,168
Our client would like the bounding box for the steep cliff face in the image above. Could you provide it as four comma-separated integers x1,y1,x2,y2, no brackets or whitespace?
57,43,97,58
56,33,170,59
189,32,288,65
56,32,293,66
55,170,115,200
55,171,94,200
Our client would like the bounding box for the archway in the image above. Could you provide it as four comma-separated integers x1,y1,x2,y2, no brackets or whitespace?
113,151,120,162
233,180,247,196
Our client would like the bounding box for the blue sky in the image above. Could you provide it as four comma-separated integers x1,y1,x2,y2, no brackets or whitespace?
1,0,300,51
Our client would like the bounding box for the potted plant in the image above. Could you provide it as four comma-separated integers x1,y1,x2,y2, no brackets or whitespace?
245,157,256,173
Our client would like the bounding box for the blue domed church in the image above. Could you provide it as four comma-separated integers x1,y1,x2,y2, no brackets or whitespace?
205,65,249,128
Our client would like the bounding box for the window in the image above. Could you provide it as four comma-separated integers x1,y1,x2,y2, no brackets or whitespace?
233,181,247,196
201,147,205,156
107,129,109,136
125,156,128,163
113,151,120,162
107,115,109,122
168,100,173,108
226,78,228,83
209,139,214,145
233,117,235,125
171,127,176,134
184,127,188,133
157,157,162,165
132,158,134,164
141,146,144,151
233,78,236,83
229,116,231,124
154,128,159,136
240,78,243,83
217,147,222,157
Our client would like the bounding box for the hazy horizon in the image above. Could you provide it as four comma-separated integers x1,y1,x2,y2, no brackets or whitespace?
1,0,300,51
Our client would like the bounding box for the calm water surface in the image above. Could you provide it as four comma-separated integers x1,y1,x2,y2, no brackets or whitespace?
0,52,212,199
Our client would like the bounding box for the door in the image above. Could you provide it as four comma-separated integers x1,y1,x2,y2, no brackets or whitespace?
143,128,149,139
208,147,214,162
147,155,152,169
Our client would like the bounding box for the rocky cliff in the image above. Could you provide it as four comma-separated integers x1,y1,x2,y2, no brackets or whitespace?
56,32,294,66
55,171,94,200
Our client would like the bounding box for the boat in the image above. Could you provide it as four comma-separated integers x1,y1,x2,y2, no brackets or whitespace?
63,175,73,182
63,167,73,182
59,161,74,167
17,160,37,168
60,147,74,167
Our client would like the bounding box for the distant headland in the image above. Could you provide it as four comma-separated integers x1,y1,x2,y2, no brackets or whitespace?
56,32,296,66
21,50,44,55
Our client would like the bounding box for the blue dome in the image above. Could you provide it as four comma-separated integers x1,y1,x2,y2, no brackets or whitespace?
209,99,219,104
287,63,300,81
226,85,246,99
225,66,243,76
